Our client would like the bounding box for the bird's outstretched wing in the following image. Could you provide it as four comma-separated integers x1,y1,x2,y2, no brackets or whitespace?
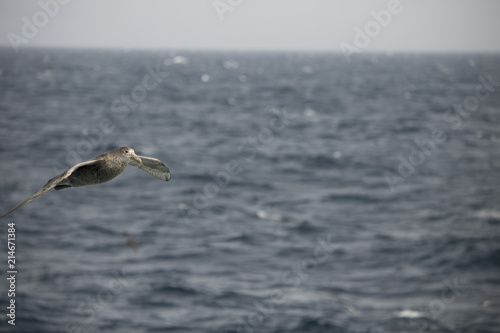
129,155,171,181
0,159,99,218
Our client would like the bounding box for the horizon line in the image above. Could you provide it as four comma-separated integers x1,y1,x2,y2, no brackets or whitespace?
1,44,500,56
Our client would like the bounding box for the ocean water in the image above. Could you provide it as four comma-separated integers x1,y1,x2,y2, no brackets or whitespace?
0,48,499,333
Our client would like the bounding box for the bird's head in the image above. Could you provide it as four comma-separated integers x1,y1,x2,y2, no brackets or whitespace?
119,147,142,164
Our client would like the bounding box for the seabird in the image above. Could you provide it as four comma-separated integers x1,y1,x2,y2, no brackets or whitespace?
0,147,171,218
124,232,138,252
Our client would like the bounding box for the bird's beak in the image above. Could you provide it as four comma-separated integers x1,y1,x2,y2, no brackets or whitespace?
131,153,142,164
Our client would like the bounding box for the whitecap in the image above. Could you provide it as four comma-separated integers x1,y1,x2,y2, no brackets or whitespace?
396,310,425,318
173,56,189,65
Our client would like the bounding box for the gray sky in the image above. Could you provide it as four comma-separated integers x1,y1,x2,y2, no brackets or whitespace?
1,0,499,53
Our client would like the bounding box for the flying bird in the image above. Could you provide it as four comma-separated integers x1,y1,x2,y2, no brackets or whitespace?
0,147,171,218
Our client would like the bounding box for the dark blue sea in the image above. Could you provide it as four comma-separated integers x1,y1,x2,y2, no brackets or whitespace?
0,48,499,333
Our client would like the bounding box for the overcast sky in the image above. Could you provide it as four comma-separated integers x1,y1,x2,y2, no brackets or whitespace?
0,0,499,54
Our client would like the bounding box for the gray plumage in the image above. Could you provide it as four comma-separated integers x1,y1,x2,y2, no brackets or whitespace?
0,147,171,218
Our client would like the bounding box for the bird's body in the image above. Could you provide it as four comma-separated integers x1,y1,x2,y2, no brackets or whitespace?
55,154,127,189
0,147,171,218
